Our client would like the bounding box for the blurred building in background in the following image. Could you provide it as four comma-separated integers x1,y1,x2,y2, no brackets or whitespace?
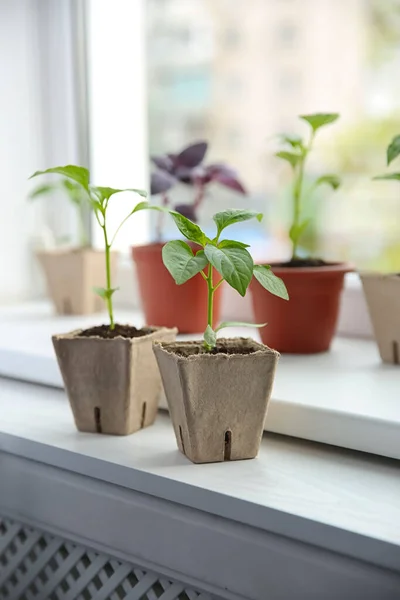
147,0,400,268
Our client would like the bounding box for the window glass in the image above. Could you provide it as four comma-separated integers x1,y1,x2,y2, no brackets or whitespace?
147,0,400,268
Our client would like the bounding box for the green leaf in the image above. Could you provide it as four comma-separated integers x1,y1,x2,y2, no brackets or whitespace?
162,240,208,285
289,219,311,245
275,151,302,168
204,244,253,297
280,134,305,150
218,239,250,249
131,200,150,213
30,165,90,192
387,135,400,165
373,173,400,181
315,174,341,190
93,186,147,202
169,211,206,245
213,209,263,236
299,113,339,132
216,321,267,332
253,265,289,300
204,325,216,349
93,286,119,299
28,183,56,199
61,178,85,204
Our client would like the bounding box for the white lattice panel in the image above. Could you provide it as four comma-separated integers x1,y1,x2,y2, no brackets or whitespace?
0,517,216,600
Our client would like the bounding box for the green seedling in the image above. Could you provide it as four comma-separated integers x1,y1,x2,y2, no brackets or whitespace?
161,208,289,351
29,175,91,247
30,165,148,329
373,134,400,181
275,113,342,260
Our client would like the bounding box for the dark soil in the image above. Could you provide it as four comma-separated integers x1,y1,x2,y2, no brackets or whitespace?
172,339,263,357
78,324,155,339
274,258,336,268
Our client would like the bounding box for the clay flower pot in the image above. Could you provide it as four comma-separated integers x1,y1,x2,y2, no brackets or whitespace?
132,243,223,333
153,338,279,463
53,325,177,435
360,273,400,364
250,263,351,354
38,248,118,315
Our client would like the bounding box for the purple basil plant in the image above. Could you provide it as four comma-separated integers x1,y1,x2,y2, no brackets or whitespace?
150,141,246,238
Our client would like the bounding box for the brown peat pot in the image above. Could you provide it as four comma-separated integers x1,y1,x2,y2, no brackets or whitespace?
360,272,400,365
132,242,223,333
38,248,118,315
153,338,279,464
53,324,177,435
250,262,352,354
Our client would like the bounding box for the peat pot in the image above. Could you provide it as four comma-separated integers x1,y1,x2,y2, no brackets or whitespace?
251,262,352,354
53,324,177,435
153,338,279,464
38,248,118,315
360,272,400,365
132,243,223,333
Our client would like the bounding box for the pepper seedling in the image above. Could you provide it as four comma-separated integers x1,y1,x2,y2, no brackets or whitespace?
29,175,90,247
275,113,342,261
30,165,148,329
161,208,289,350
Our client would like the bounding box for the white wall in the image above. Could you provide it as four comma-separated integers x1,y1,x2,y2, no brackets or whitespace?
0,0,80,304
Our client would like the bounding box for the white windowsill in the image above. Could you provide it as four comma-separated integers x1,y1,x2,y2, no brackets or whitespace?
1,377,400,580
0,301,398,460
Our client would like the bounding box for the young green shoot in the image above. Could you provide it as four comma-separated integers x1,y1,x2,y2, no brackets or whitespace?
373,134,400,182
275,113,341,261
161,208,289,351
29,174,91,247
30,165,148,329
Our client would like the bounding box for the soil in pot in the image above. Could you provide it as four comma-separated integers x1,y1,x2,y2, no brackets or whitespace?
132,243,223,333
250,261,351,354
153,338,279,464
53,324,177,435
360,272,400,364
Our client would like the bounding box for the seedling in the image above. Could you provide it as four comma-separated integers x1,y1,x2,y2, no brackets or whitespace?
161,208,289,350
30,165,148,329
373,134,400,181
275,113,341,261
29,176,90,246
150,141,246,237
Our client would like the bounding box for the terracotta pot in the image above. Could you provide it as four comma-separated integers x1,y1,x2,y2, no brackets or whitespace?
250,263,351,354
132,243,223,333
153,338,279,463
53,326,177,435
360,272,400,364
38,248,118,315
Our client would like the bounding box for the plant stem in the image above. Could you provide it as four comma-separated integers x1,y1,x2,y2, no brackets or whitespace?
207,263,214,329
102,221,114,330
291,132,314,261
193,183,205,209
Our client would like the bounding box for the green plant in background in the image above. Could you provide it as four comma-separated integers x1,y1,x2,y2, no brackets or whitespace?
374,134,400,181
30,165,148,329
275,113,342,261
29,177,90,247
161,208,289,351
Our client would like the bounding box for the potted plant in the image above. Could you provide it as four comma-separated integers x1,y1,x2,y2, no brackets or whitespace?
32,165,176,435
360,134,400,364
250,113,352,353
132,141,247,333
29,170,118,315
153,208,288,463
